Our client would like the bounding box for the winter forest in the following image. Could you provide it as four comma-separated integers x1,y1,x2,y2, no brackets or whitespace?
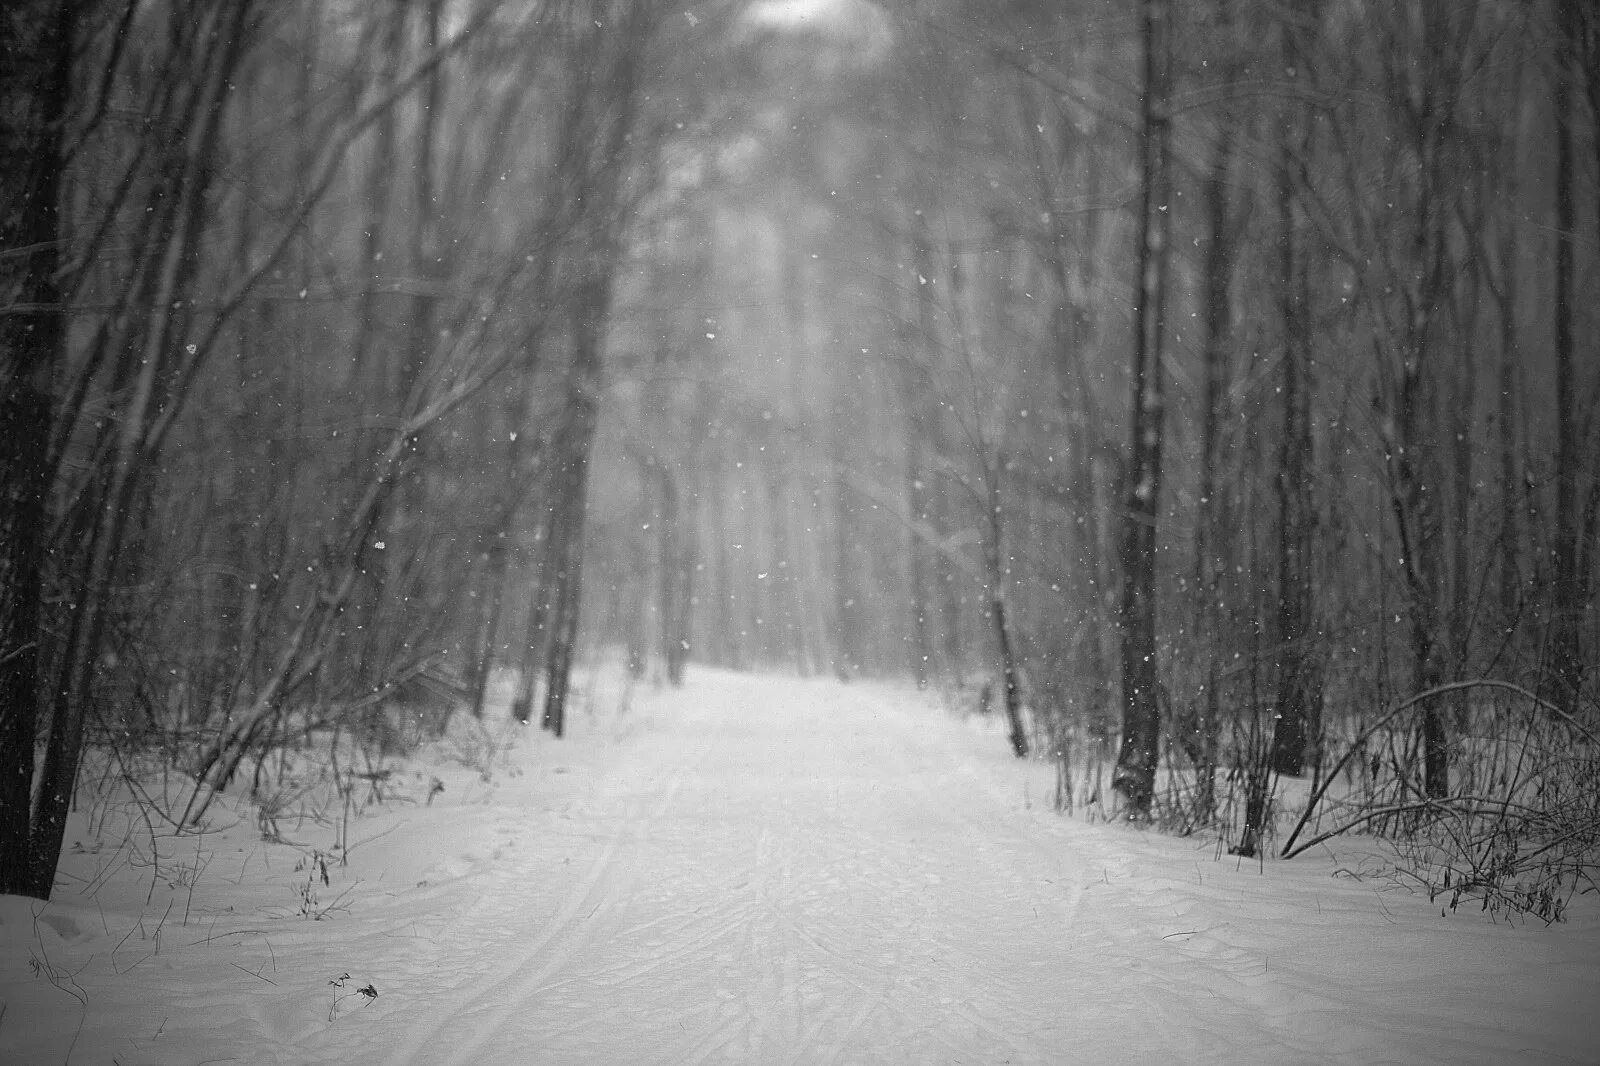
2,0,1600,1059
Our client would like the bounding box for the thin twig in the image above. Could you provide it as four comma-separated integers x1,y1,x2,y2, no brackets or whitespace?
229,961,278,986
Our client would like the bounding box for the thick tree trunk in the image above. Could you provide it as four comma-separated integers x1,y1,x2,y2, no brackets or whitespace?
1186,82,1232,818
1113,0,1173,820
1270,322,1318,777
1390,374,1448,797
1494,182,1522,633
1548,0,1585,717
33,1,251,885
1269,32,1321,778
1447,234,1479,729
0,0,72,899
1375,7,1457,800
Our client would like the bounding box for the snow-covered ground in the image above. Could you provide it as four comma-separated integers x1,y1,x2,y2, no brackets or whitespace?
3,669,1597,1064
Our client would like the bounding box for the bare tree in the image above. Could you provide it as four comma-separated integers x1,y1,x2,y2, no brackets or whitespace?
1546,0,1593,718
1268,2,1322,779
1113,0,1174,819
0,0,74,899
536,0,662,735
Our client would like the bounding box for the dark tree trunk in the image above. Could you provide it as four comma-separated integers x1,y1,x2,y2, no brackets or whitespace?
541,275,609,737
1270,311,1318,777
1269,25,1321,778
1391,376,1448,797
467,537,510,719
509,524,553,725
541,538,585,738
991,595,1029,758
1113,0,1173,820
1185,68,1233,817
1447,201,1481,730
32,0,251,887
1548,0,1585,718
0,0,73,899
1492,168,1522,634
1373,5,1459,800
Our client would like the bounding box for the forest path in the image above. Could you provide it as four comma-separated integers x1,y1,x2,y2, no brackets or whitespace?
315,670,1597,1066
383,673,1118,1065
7,670,1594,1064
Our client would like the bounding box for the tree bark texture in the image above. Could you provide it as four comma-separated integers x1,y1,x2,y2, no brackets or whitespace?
1113,0,1173,819
1184,69,1233,817
1269,17,1321,778
0,0,72,899
1548,0,1587,718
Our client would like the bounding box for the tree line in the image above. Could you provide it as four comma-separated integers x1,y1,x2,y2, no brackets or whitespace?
2,0,1596,914
1,0,730,899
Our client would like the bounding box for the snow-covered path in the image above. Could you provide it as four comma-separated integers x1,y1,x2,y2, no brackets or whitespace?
389,675,1098,1066
3,670,1597,1064
359,673,1599,1065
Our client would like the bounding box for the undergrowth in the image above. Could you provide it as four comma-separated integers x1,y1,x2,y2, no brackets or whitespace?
998,672,1599,925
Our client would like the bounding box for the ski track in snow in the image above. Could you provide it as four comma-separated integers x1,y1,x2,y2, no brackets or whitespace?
3,669,1598,1065
386,675,1095,1066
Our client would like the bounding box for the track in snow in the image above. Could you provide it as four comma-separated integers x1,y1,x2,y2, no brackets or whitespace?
357,671,1599,1066
385,674,1093,1066
8,672,1594,1065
